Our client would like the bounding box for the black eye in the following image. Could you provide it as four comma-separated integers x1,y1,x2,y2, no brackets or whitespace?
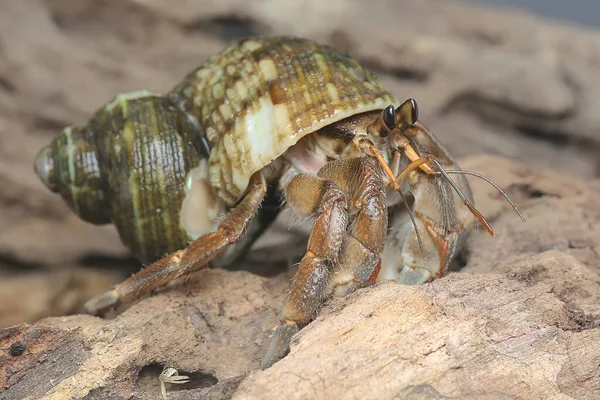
395,98,419,127
382,105,396,130
410,98,418,123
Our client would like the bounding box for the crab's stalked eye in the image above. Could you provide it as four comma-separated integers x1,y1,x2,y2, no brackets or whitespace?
409,98,418,122
395,98,419,127
366,105,398,138
382,105,396,131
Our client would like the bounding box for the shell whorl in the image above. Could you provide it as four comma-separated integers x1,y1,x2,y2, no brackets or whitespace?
170,36,399,204
35,125,110,224
35,92,207,264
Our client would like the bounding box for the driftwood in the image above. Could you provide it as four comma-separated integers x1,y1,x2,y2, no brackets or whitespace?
2,155,600,399
0,0,599,398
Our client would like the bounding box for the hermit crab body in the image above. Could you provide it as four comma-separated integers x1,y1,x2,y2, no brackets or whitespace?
34,36,523,369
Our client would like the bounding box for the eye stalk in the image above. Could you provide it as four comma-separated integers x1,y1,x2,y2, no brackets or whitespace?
395,98,419,127
367,105,397,138
382,105,396,131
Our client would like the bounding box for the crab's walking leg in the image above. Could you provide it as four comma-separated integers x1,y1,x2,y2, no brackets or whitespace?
262,157,387,369
325,157,388,297
262,167,350,369
84,172,268,315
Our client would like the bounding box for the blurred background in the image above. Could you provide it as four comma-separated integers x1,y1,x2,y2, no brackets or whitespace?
471,0,600,28
1,0,599,328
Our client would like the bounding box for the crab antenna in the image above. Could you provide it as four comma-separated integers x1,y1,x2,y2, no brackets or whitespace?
429,159,494,236
439,170,526,223
391,150,425,254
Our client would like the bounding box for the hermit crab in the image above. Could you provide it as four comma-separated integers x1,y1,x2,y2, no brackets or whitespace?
34,36,524,369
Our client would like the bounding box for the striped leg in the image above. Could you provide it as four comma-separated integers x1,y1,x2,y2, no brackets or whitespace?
85,172,268,315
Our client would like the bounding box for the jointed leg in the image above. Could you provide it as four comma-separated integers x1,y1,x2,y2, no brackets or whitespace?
262,157,387,369
262,172,349,369
379,175,460,285
379,143,463,284
323,157,388,297
85,172,268,315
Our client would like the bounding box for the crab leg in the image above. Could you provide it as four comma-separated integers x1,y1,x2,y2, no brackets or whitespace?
379,171,461,285
325,157,388,297
396,135,493,236
262,157,387,369
84,172,268,315
380,127,474,285
262,169,349,369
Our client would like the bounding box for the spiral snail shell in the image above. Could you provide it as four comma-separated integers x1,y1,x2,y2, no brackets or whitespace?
34,91,226,264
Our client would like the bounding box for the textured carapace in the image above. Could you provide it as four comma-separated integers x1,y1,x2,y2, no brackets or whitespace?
170,36,399,204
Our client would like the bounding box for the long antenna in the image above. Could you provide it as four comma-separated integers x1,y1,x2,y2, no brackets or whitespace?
437,170,526,222
429,159,494,236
